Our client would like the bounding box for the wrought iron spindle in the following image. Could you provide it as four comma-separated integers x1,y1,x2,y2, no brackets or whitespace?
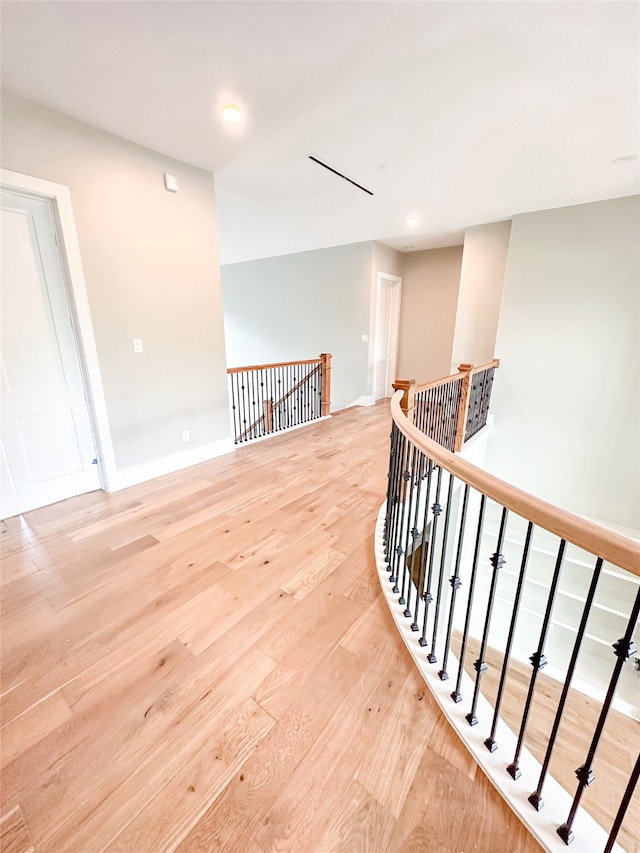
403,450,426,620
603,751,640,853
391,436,411,593
452,493,486,703
388,431,407,584
529,556,603,809
557,586,640,845
249,370,260,438
507,539,567,780
398,448,419,610
485,521,534,752
419,465,443,648
229,374,238,443
439,483,470,681
411,459,433,632
428,471,455,663
466,506,509,726
384,424,400,563
241,372,249,441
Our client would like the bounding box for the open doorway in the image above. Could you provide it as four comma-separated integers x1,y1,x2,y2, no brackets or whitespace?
372,273,402,400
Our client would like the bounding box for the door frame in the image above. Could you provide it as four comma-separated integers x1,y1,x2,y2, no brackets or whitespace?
1,168,116,494
371,272,402,400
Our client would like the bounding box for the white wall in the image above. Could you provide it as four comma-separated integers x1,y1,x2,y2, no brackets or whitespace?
486,195,639,530
396,247,463,381
451,220,511,371
221,242,374,410
0,93,230,475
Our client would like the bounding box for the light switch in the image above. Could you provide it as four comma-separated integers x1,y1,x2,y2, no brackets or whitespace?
133,338,143,353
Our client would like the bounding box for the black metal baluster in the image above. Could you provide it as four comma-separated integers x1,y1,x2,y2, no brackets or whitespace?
249,370,260,438
428,471,455,663
485,521,534,752
241,371,249,441
507,539,567,780
557,586,640,845
391,436,411,593
466,506,509,726
452,493,486,703
398,448,419,611
439,483,470,681
276,367,282,430
388,431,406,584
603,752,640,853
420,466,444,648
229,374,237,443
529,556,603,809
403,450,426,620
411,458,433,632
384,424,400,564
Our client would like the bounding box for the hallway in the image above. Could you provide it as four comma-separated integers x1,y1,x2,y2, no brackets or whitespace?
1,402,542,852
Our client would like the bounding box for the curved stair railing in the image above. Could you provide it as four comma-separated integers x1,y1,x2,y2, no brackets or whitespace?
377,365,639,853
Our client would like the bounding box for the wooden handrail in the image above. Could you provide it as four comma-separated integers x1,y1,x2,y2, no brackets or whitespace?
391,390,640,576
413,358,500,396
414,370,466,395
227,358,321,374
271,363,321,409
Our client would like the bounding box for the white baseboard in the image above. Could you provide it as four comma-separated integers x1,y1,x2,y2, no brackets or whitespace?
346,394,376,408
107,437,235,492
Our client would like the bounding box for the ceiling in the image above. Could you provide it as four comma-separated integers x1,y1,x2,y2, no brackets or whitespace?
1,1,638,265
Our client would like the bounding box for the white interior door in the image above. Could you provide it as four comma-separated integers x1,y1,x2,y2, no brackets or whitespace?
1,189,101,518
373,274,401,400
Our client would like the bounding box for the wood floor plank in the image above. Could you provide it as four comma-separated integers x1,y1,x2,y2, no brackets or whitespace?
104,698,275,852
251,659,403,852
0,691,72,769
315,778,396,853
384,743,478,853
1,402,629,852
0,805,34,853
177,645,363,853
355,667,439,818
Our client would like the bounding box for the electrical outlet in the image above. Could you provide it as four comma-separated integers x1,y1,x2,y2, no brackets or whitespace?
361,334,368,342
182,430,190,443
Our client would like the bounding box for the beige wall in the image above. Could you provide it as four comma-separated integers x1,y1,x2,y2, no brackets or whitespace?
396,246,463,381
1,93,230,471
451,219,511,370
222,242,374,410
486,195,639,530
372,242,403,279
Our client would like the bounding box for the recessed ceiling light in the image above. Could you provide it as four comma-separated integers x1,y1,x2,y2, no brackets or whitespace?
407,215,421,228
612,154,638,164
221,104,242,123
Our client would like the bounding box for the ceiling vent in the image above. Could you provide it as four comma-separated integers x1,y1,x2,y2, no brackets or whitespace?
307,154,374,196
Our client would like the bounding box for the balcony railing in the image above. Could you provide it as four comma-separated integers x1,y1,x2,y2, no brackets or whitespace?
393,359,498,451
227,353,331,444
378,363,639,852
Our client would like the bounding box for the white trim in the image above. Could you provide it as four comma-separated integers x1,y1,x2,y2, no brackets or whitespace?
232,415,332,449
108,438,235,491
370,271,402,401
0,168,118,491
373,502,622,853
345,395,376,408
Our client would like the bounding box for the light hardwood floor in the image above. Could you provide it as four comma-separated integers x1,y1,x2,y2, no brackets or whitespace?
1,400,584,852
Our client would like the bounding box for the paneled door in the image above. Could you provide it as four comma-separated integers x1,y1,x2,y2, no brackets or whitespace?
1,189,101,518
